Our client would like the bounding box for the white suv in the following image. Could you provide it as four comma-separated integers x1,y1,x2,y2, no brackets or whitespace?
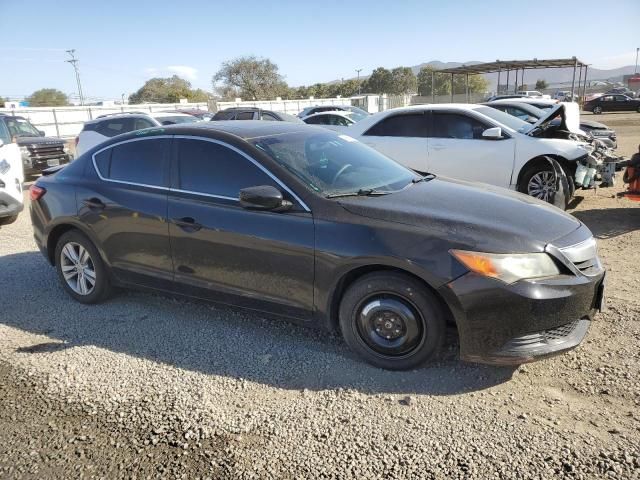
76,112,197,155
344,103,589,206
0,119,24,225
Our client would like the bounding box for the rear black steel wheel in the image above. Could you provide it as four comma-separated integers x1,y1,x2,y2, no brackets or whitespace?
339,272,445,370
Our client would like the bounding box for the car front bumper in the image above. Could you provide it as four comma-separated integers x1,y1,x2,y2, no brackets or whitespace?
438,269,605,365
23,154,71,176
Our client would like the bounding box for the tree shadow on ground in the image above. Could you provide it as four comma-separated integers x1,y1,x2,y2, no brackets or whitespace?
0,251,516,396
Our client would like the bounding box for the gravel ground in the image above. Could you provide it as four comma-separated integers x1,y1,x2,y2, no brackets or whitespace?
0,113,639,479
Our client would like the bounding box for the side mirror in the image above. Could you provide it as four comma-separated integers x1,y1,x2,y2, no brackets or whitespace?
482,127,503,139
38,130,46,136
239,185,292,211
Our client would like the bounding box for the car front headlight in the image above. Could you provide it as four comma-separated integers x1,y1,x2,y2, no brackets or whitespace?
19,146,29,157
450,250,560,284
63,144,70,154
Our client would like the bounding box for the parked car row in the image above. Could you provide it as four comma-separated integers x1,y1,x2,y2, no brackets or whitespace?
29,121,605,370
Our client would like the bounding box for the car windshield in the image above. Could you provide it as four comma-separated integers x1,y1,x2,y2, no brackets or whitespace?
155,115,197,125
4,117,41,137
474,106,531,133
251,131,417,196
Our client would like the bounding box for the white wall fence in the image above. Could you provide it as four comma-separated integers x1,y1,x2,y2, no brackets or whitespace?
0,97,353,139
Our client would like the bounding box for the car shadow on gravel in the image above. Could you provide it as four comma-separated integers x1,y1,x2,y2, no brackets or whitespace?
572,207,640,239
0,251,516,395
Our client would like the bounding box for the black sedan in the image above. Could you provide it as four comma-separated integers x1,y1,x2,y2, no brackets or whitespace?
29,122,605,370
583,94,640,114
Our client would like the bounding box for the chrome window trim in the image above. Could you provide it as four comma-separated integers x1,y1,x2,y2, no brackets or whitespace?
90,134,311,212
91,135,173,191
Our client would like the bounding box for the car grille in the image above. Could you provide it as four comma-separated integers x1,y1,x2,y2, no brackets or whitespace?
27,143,65,160
559,237,602,277
504,320,582,349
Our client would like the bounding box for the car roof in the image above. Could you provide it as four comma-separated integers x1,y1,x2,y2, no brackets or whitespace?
142,120,318,141
150,112,193,118
86,112,152,124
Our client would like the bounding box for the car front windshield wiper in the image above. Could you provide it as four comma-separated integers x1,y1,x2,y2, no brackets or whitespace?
325,188,392,199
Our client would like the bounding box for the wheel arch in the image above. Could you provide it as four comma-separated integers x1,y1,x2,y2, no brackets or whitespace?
326,264,456,333
516,154,575,191
46,222,108,267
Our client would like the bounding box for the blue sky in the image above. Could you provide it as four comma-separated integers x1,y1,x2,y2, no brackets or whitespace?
1,0,638,101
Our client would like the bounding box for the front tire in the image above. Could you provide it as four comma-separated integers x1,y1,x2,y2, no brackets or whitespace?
339,272,446,370
518,163,567,209
592,106,602,114
55,230,112,304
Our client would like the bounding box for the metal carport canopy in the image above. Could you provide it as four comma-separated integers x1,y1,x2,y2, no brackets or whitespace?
437,58,588,75
434,57,589,102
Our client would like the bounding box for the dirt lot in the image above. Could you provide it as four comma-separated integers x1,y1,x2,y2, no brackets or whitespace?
0,112,639,479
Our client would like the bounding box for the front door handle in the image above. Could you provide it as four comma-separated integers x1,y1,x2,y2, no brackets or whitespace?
431,144,446,151
82,197,105,211
173,216,202,232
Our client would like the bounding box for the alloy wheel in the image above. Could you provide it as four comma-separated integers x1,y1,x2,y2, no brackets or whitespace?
528,170,556,203
60,242,96,296
355,295,425,358
593,106,602,114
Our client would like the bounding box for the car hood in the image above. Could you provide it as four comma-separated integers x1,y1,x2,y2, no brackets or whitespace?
524,102,582,136
337,177,582,253
15,136,65,146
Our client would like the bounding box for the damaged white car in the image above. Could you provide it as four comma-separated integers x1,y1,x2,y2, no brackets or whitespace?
344,102,590,208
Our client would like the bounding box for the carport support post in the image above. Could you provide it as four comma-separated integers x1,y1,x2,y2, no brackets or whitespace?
497,69,501,94
450,73,454,102
506,70,510,94
577,66,583,102
570,58,578,97
465,74,469,103
582,65,589,102
431,70,435,103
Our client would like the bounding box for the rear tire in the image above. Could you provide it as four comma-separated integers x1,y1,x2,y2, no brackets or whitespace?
339,272,446,370
592,106,602,114
0,214,19,226
54,230,112,304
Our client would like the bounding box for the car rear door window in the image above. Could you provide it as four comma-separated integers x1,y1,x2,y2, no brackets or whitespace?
97,118,133,138
133,117,156,129
235,111,255,120
95,138,169,186
364,113,427,137
430,113,487,140
305,115,325,125
261,112,278,121
176,139,277,199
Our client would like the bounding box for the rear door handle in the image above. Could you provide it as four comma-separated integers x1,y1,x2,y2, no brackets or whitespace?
431,144,446,150
173,216,202,232
82,197,105,211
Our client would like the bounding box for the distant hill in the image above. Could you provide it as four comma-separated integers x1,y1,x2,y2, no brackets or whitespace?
334,60,637,89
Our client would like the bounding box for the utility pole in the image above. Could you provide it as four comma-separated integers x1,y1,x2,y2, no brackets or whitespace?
121,93,126,105
65,49,85,106
356,68,363,94
635,47,639,74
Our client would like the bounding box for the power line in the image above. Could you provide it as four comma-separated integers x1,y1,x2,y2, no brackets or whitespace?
65,49,85,106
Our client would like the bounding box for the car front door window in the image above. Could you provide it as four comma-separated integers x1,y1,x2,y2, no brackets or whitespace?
361,113,428,172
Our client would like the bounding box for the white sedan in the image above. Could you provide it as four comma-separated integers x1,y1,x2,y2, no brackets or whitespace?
301,111,357,131
343,103,589,204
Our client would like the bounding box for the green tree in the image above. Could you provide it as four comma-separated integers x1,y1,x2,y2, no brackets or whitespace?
213,56,288,101
416,66,452,96
365,67,394,94
26,89,68,107
390,67,417,94
129,76,209,104
535,79,548,90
